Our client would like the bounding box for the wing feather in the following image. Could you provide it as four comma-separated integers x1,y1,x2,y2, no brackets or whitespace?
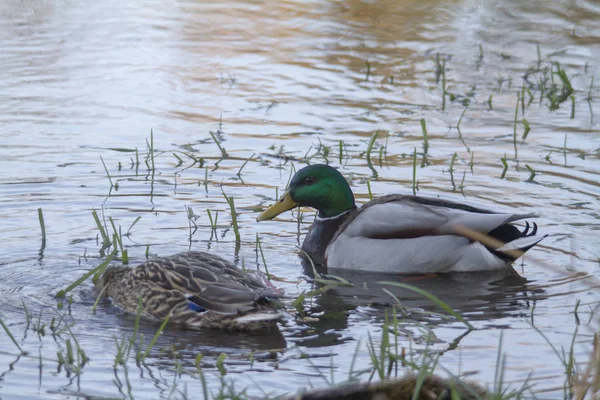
133,252,278,315
343,197,536,240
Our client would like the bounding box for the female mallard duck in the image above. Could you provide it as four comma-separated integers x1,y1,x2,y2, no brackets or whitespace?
257,164,545,274
96,251,282,331
286,373,489,400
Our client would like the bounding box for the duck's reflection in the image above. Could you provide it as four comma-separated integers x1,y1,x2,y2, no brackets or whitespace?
90,299,287,357
293,259,545,347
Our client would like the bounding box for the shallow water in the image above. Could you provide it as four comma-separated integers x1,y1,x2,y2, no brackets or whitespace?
1,0,599,398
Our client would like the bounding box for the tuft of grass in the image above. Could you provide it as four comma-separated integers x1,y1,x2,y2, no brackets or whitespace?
0,317,26,354
564,133,568,166
366,130,379,178
109,217,128,264
526,87,534,106
476,44,484,68
209,131,229,158
100,155,114,189
125,216,141,237
456,101,469,131
237,153,255,178
255,234,271,280
437,56,447,111
173,152,184,167
366,329,388,381
449,152,458,190
137,313,171,362
146,129,156,172
186,206,199,243
547,63,574,111
127,296,144,361
134,147,140,175
222,191,240,249
92,209,111,252
459,170,467,195
364,59,371,81
573,333,600,399
217,353,228,376
532,323,579,398
456,101,471,153
512,91,520,159
420,119,429,154
366,180,373,200
292,291,306,316
91,285,107,313
207,209,219,241
412,147,418,195
492,331,507,397
195,354,210,400
525,164,536,181
38,208,46,250
500,156,508,179
56,248,118,298
522,119,531,140
587,77,594,125
203,167,209,192
521,83,526,116
469,151,475,174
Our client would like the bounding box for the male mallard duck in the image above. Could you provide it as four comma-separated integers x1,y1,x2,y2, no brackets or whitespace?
257,164,545,274
96,251,282,331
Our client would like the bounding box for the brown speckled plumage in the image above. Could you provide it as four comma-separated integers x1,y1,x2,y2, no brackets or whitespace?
284,373,490,400
96,252,282,331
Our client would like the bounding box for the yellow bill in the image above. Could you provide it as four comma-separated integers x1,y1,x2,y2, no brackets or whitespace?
256,192,297,221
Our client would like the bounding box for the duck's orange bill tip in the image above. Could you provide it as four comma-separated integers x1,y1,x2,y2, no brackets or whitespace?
256,192,297,222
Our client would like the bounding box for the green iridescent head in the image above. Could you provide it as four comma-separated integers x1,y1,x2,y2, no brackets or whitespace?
257,164,356,220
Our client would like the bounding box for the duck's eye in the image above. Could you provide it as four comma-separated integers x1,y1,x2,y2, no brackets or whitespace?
303,176,315,185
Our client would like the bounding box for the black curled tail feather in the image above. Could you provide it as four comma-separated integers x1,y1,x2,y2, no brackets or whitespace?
487,222,542,262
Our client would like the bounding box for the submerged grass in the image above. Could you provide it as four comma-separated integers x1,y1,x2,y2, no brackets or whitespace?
56,248,118,298
0,317,25,354
222,191,241,250
500,156,508,179
92,209,111,252
419,118,429,154
37,207,46,249
255,234,271,280
137,313,170,362
366,130,379,178
412,147,418,195
2,42,597,400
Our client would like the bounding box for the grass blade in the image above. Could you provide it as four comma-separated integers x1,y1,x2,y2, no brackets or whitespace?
38,208,46,250
138,313,171,361
0,317,25,354
56,248,118,298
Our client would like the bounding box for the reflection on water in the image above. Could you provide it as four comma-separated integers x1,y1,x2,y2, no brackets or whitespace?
1,0,599,398
297,263,545,346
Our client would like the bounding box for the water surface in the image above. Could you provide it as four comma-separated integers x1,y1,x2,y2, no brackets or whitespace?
1,0,599,398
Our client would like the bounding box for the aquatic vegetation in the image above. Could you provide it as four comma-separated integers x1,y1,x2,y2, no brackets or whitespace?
1,13,599,399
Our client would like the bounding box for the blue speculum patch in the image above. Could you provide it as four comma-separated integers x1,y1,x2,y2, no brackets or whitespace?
187,301,205,312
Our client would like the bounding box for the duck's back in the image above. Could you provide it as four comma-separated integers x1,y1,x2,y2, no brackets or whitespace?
325,195,543,274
